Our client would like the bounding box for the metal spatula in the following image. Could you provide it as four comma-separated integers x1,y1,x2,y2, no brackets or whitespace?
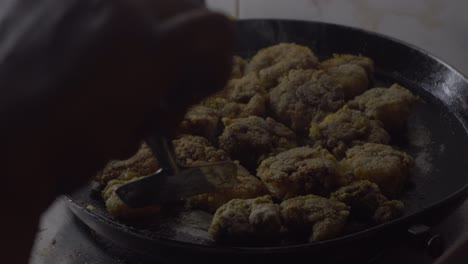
116,135,238,208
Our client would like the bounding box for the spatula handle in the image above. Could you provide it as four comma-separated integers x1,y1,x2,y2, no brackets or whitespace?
145,134,180,176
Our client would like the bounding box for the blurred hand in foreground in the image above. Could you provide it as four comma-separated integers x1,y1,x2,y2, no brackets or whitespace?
0,0,235,263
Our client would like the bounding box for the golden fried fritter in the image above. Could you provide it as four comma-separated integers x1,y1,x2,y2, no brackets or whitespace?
347,84,418,132
257,147,346,200
218,116,298,170
226,94,266,118
196,72,268,121
102,172,161,219
321,54,375,76
173,135,228,166
222,72,267,103
202,94,267,120
231,55,248,79
340,143,414,198
280,194,350,242
245,43,319,88
95,143,159,184
331,180,404,223
327,64,369,99
178,105,221,140
310,107,390,159
268,69,345,133
187,162,268,213
209,196,284,243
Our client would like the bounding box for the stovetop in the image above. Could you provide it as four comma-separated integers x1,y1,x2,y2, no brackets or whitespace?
29,198,468,264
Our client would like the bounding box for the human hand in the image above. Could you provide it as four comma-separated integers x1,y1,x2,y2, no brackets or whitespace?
1,1,234,262
3,0,235,198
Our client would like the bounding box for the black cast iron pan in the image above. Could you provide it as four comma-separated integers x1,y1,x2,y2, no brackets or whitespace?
66,19,468,263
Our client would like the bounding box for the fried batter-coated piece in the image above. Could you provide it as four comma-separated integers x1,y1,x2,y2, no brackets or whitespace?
173,135,228,166
280,195,349,242
347,84,418,132
257,147,346,200
223,94,267,118
341,143,414,198
187,162,268,213
331,180,403,223
321,54,375,76
331,180,387,216
178,105,221,140
173,136,268,212
218,116,297,170
222,72,267,103
202,94,267,119
231,56,247,79
245,43,319,88
209,196,284,243
102,172,160,219
310,107,390,159
327,64,369,99
373,200,404,224
95,143,159,184
269,69,345,133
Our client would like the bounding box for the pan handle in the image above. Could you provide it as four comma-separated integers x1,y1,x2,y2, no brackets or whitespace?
408,224,445,258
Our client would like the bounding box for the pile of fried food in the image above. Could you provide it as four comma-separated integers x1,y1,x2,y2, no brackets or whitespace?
95,43,418,244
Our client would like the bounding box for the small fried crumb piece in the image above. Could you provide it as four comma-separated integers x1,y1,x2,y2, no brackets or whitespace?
373,200,405,224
